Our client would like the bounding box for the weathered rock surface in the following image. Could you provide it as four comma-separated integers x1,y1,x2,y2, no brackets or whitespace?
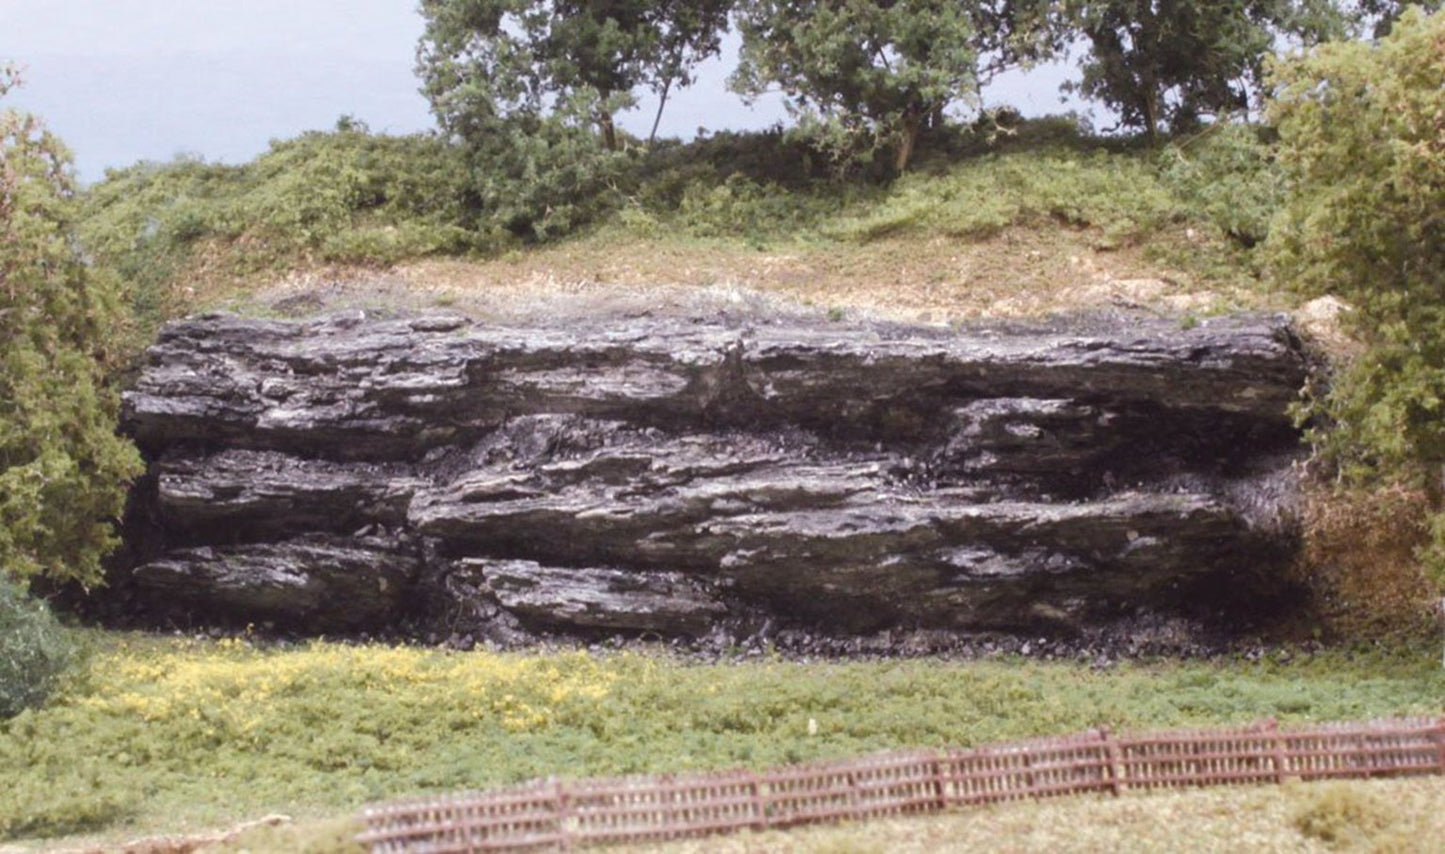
116,311,1309,641
130,535,418,630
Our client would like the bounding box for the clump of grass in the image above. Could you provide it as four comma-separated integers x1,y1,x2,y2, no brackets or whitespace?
1291,782,1398,847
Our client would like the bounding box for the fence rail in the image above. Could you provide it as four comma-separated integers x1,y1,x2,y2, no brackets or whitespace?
358,716,1445,853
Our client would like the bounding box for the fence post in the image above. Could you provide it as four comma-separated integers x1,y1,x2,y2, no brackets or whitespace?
1265,718,1288,784
1101,727,1123,797
1433,716,1445,775
931,751,949,813
749,772,768,832
1020,746,1036,798
556,778,573,852
846,767,862,821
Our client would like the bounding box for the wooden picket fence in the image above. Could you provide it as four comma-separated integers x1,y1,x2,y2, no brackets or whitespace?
358,716,1445,853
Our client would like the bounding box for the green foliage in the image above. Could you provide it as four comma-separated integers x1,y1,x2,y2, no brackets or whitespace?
462,113,635,240
0,67,144,588
1161,122,1284,247
1355,0,1445,36
732,0,979,173
1266,9,1445,526
1069,1,1345,140
0,578,75,719
417,0,729,151
0,778,134,841
672,173,841,244
827,148,1184,244
77,129,481,325
415,0,731,239
3,633,1443,841
969,2,1074,83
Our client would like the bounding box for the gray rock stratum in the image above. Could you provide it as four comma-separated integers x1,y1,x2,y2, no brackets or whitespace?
116,311,1309,643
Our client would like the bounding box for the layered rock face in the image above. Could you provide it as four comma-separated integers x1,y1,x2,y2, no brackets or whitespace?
119,311,1308,641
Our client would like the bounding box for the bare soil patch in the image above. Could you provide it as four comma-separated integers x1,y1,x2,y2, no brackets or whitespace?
230,227,1274,326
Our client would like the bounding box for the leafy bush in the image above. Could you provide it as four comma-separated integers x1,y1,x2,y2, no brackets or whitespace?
673,173,841,244
1162,122,1283,247
0,578,75,719
463,115,635,241
0,777,134,841
1267,8,1445,588
1,68,144,586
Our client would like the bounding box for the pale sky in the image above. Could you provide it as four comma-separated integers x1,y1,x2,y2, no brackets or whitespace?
0,1,1084,182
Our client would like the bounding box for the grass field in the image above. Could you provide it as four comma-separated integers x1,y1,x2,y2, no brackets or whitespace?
3,632,1442,849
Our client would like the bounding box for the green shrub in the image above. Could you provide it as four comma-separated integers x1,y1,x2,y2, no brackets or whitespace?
0,780,134,841
464,116,635,242
1267,8,1445,589
1,68,145,586
0,578,75,719
1162,122,1283,247
675,173,837,243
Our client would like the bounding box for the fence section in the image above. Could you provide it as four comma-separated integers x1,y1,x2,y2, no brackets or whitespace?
358,716,1445,853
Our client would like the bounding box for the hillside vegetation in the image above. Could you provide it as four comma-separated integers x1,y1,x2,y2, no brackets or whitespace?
74,118,1274,328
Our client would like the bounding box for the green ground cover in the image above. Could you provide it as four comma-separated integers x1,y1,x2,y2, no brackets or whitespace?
4,632,1441,848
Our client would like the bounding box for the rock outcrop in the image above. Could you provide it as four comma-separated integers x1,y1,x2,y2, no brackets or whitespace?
117,311,1309,642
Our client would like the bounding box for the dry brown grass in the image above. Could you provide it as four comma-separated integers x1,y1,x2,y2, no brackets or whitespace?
1293,481,1439,643
618,777,1445,854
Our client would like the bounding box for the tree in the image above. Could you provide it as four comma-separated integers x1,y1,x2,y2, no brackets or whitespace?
1352,0,1444,35
970,1,1075,89
416,1,731,238
1068,1,1345,141
416,0,730,151
1265,7,1445,570
732,0,979,173
1,65,143,588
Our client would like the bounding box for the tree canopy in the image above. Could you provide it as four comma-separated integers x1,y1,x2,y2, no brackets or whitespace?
1069,1,1346,140
416,0,730,150
732,0,979,173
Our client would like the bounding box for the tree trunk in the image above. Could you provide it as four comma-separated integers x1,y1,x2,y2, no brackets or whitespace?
599,112,618,151
648,77,673,147
894,110,924,174
1140,74,1162,145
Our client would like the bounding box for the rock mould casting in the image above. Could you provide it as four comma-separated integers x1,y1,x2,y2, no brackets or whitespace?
117,311,1309,643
